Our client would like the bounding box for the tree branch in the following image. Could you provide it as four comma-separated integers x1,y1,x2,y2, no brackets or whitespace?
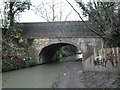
66,0,106,39
65,10,72,21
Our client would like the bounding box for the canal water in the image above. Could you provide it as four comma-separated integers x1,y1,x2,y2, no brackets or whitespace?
2,55,78,88
2,54,119,88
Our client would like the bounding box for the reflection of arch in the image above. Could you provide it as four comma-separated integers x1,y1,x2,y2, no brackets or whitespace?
39,43,81,64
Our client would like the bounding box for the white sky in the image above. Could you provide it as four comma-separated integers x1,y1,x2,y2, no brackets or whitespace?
0,0,89,23
19,0,88,22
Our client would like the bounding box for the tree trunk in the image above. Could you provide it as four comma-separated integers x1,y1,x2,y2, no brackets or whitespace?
9,2,15,27
118,7,120,25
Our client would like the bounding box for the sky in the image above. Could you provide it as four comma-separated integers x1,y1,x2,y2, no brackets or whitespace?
0,0,91,23
19,0,87,22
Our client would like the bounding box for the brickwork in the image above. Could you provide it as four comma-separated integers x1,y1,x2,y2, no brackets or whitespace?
21,21,102,64
21,21,100,38
28,38,102,64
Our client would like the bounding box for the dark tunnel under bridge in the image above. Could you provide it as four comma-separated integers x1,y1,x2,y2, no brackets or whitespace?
39,43,79,64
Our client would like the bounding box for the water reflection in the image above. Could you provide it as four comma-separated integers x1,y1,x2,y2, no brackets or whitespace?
2,55,78,88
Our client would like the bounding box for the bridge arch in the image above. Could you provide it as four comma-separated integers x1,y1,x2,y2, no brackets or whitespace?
29,38,102,64
20,21,103,65
38,42,82,64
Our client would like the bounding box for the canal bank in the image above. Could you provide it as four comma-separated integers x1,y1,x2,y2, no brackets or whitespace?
2,55,120,88
52,61,119,88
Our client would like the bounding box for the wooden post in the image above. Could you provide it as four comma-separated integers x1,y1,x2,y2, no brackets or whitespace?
0,29,1,90
94,45,96,60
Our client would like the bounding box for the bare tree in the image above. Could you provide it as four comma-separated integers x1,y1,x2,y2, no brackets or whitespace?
32,0,73,22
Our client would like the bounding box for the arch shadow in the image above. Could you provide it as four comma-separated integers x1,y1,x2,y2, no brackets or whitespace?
39,43,80,64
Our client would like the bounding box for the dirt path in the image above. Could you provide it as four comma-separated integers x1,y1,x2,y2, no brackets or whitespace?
52,61,119,88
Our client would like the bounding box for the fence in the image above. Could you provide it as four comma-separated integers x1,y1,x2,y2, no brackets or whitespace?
83,47,120,72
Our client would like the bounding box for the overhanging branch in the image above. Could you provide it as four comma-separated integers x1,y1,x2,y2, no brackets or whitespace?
66,0,106,39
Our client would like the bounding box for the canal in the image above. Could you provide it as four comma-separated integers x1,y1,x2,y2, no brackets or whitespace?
2,55,78,88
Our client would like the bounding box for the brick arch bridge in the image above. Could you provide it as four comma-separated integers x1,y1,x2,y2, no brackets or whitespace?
21,21,102,64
